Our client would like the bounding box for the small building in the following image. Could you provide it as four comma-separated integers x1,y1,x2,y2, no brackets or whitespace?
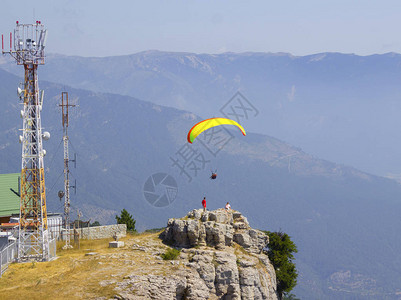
0,173,20,250
47,213,63,240
8,213,63,240
0,173,20,224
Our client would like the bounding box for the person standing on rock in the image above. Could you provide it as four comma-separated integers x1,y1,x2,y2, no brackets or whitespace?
225,202,231,211
202,197,207,212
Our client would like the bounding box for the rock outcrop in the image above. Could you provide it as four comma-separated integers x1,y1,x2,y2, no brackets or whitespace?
116,209,278,300
161,209,269,255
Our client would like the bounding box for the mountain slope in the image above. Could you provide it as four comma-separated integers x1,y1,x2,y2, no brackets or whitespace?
1,68,401,298
2,51,401,176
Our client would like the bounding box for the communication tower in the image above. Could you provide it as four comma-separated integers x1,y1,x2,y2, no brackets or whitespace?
60,92,75,249
2,21,50,261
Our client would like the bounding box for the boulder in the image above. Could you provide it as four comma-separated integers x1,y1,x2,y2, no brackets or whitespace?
233,229,268,254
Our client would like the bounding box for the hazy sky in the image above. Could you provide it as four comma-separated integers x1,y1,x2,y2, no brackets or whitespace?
1,0,401,57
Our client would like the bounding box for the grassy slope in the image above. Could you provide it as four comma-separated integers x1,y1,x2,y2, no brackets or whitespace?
0,233,169,300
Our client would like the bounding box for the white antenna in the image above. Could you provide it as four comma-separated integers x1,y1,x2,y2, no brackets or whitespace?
40,90,44,110
40,30,47,49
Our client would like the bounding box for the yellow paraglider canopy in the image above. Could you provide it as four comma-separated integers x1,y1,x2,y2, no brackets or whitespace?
187,117,246,143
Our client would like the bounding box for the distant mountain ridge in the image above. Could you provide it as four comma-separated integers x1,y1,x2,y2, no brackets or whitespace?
2,50,401,176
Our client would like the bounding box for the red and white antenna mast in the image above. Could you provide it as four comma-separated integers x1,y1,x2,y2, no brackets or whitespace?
2,21,50,261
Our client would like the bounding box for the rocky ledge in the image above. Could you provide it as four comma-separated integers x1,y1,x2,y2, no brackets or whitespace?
117,209,278,300
161,209,269,254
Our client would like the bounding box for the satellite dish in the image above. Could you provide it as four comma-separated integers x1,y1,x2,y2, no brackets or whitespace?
58,190,65,199
20,110,24,118
18,135,23,143
41,149,46,156
42,131,50,140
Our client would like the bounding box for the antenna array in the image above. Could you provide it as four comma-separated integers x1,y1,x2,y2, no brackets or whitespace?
2,21,50,261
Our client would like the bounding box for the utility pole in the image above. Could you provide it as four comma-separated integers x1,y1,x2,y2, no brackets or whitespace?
59,92,75,249
77,209,82,231
2,21,50,261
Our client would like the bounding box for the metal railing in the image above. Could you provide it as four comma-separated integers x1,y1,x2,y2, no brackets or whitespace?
0,241,17,278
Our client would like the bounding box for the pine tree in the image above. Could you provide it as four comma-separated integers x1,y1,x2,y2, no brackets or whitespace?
115,209,136,232
264,231,298,300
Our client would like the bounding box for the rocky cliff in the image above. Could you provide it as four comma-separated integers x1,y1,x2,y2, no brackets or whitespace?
128,208,278,300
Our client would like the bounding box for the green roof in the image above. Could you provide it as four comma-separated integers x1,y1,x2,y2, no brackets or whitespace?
0,173,20,217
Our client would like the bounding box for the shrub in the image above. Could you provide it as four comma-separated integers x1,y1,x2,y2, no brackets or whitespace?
90,221,101,227
161,248,181,260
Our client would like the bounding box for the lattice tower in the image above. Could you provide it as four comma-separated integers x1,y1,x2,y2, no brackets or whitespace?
60,92,75,249
2,21,50,261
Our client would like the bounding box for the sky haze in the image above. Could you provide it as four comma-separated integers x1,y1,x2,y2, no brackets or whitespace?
1,0,400,57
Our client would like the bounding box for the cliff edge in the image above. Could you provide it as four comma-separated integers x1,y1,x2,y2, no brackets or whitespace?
138,208,279,300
